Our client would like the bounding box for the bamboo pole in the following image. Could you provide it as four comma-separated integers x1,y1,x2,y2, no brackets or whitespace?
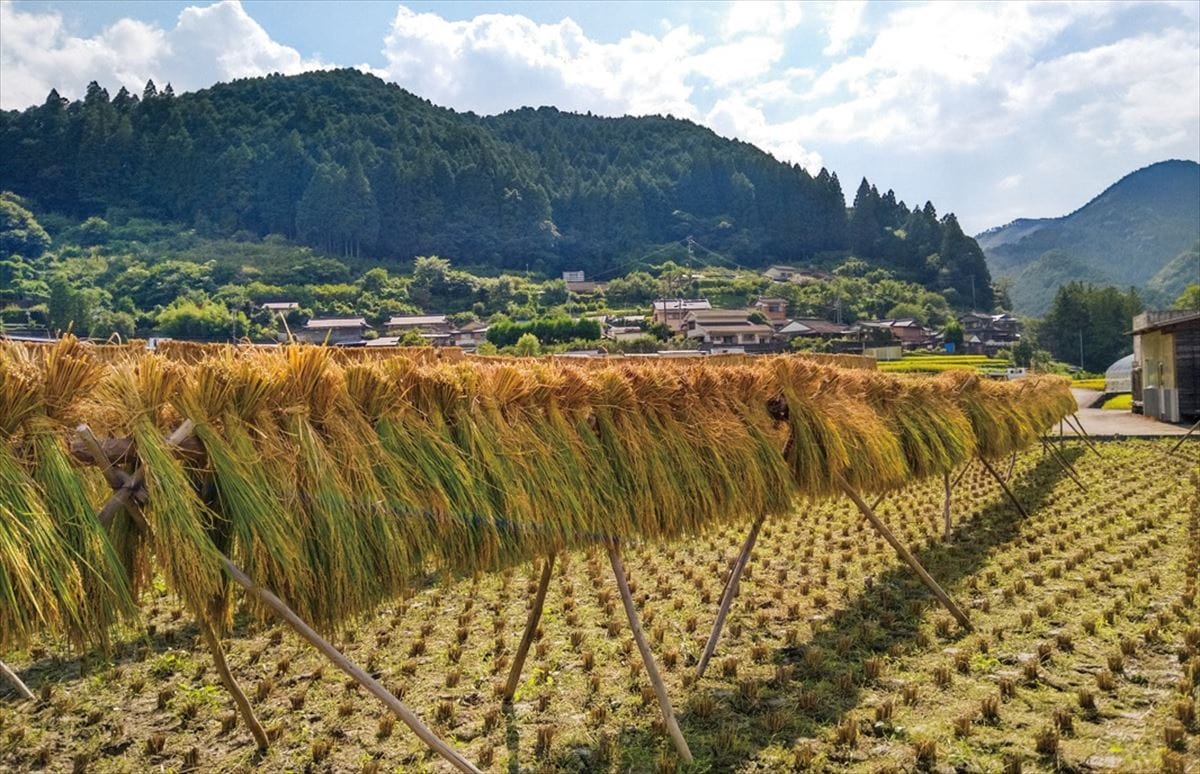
0,659,34,701
836,475,972,631
607,541,692,763
951,460,972,488
219,558,481,773
942,471,952,540
1041,440,1086,492
1066,414,1104,458
696,517,763,679
1167,418,1200,457
978,456,1030,520
503,553,555,702
198,620,269,750
95,419,195,528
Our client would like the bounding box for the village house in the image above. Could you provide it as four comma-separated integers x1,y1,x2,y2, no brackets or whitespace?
384,314,453,336
561,270,602,294
652,299,712,333
958,311,1021,355
601,315,649,342
853,319,935,350
683,308,777,348
777,318,851,341
753,297,789,325
260,301,300,313
762,265,830,285
1131,310,1200,422
297,317,368,344
450,320,489,348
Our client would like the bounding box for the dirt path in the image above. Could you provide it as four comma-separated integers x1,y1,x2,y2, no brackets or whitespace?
1063,388,1191,437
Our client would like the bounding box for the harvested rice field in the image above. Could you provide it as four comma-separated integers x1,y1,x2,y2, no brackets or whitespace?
2,440,1196,773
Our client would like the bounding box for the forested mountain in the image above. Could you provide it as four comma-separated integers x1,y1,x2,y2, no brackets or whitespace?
1,68,989,306
978,160,1200,314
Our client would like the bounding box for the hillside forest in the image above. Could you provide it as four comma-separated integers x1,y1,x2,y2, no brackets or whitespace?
2,70,1194,370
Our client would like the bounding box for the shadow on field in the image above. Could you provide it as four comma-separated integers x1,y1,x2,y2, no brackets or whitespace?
559,448,1083,772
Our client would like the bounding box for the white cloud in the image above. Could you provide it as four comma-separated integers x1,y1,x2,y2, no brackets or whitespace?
723,1,803,38
380,6,701,117
705,96,824,171
1,0,1196,231
823,0,866,56
0,0,327,109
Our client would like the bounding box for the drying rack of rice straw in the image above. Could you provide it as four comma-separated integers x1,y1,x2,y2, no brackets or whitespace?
691,364,1078,679
1,339,1076,769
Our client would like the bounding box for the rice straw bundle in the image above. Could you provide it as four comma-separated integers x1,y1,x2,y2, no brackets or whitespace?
1,343,1077,650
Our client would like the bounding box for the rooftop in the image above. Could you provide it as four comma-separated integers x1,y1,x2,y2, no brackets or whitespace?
305,317,367,329
652,299,712,312
386,315,450,327
1131,310,1200,335
781,318,849,335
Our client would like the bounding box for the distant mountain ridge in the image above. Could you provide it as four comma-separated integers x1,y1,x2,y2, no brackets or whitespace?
0,68,989,305
977,159,1200,314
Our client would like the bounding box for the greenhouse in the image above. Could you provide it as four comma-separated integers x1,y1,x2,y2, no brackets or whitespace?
1104,353,1134,393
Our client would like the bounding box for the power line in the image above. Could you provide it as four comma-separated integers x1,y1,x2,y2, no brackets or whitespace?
587,239,688,281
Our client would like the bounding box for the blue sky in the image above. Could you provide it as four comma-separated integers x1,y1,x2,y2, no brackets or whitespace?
2,1,1198,233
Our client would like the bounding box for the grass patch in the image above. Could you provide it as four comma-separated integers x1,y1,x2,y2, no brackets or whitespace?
1102,393,1132,410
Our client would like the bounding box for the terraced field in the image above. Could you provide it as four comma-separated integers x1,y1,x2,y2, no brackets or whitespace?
1,441,1197,772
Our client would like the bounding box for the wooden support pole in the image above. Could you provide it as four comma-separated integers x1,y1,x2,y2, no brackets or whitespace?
978,456,1030,520
951,460,973,488
81,422,477,770
836,475,972,631
1041,440,1086,492
1065,414,1104,458
696,517,763,679
0,659,34,701
81,422,266,751
503,553,555,701
220,558,481,773
95,419,194,528
1167,418,1200,457
607,542,692,763
198,620,269,750
942,471,952,541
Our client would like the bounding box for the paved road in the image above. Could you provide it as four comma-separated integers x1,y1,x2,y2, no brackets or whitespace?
1061,388,1192,437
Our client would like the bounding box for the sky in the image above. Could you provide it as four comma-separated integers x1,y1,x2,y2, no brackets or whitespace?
1,0,1198,233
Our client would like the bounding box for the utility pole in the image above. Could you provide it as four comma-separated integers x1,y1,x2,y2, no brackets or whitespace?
1078,330,1084,371
971,274,977,311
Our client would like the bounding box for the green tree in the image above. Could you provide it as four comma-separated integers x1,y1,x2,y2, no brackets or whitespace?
47,274,94,334
1172,283,1200,311
155,298,249,340
943,319,964,348
513,332,541,356
0,194,51,258
540,279,569,306
1041,282,1142,372
605,271,660,305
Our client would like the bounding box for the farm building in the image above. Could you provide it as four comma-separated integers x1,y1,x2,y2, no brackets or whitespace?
1104,353,1134,393
1131,310,1200,422
297,317,368,344
753,296,789,324
384,315,452,336
652,299,711,332
777,318,850,340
